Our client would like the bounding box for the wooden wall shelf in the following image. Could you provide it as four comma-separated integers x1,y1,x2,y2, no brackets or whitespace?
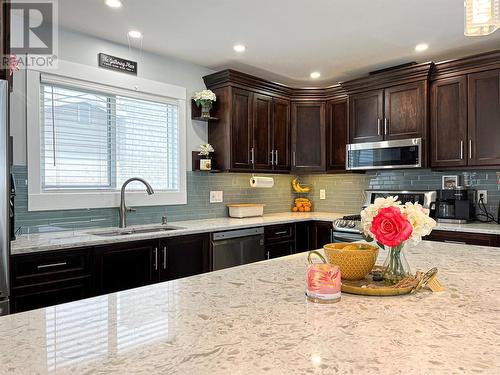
191,100,219,121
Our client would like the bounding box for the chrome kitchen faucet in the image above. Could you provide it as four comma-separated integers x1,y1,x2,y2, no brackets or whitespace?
119,178,154,228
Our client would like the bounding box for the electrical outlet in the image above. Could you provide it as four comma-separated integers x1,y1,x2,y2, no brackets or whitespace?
320,189,326,200
478,190,488,204
210,191,223,203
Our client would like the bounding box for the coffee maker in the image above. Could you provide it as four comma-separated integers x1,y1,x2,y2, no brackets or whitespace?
434,188,476,224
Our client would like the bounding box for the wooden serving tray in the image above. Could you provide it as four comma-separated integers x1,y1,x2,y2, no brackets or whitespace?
341,267,440,296
341,278,414,296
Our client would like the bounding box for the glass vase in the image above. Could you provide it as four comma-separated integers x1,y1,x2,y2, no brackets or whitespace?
200,101,212,118
382,245,411,285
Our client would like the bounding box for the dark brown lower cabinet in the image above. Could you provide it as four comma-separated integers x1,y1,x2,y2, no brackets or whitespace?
295,222,311,252
264,223,295,259
11,277,92,313
94,240,157,295
265,241,295,259
309,221,333,249
159,234,210,281
10,247,94,313
425,230,499,247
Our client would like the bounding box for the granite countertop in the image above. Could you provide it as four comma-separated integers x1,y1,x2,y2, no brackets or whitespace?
10,212,345,255
1,241,499,374
11,212,500,255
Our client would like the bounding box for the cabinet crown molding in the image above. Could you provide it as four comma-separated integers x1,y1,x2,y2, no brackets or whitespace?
340,62,434,94
431,50,500,80
203,69,346,101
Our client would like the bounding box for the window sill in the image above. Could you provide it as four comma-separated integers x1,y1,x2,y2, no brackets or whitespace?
28,191,187,211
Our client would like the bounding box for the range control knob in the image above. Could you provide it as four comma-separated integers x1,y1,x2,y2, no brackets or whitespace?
347,221,356,228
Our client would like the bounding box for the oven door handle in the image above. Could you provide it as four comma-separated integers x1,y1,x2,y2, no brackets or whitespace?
332,232,363,243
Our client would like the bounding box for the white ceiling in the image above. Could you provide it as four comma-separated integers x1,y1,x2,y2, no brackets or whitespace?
58,0,500,86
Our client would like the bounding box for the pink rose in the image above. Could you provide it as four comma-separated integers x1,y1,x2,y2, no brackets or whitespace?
371,206,412,247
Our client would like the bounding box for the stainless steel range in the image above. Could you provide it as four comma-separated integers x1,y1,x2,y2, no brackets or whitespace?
332,190,437,243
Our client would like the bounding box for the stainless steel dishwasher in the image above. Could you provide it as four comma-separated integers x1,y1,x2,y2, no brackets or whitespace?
212,227,265,271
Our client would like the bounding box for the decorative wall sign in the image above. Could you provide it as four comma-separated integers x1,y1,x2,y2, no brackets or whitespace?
98,53,137,75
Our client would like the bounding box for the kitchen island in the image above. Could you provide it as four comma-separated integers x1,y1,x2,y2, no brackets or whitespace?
0,241,499,374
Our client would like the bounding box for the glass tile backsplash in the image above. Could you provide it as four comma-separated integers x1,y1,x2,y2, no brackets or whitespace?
12,165,500,234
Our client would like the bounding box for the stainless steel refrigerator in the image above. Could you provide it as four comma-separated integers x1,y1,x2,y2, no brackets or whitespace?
0,79,9,315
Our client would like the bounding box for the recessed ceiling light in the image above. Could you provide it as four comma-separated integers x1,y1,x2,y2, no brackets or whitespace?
128,30,142,39
233,44,246,53
105,0,122,8
415,43,429,52
310,71,321,79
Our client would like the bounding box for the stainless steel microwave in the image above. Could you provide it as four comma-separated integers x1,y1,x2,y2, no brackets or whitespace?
346,138,422,170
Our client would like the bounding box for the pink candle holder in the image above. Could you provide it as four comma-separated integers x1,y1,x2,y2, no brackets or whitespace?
306,251,341,303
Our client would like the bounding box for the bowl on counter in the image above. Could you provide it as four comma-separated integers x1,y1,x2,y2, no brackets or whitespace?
323,243,379,280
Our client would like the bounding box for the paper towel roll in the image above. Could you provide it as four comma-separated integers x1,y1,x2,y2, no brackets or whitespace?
250,176,274,188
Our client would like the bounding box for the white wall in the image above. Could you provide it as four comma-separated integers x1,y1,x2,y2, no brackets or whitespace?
10,28,214,169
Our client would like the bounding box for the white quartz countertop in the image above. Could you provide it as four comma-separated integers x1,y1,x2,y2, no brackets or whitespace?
11,211,500,255
1,241,499,374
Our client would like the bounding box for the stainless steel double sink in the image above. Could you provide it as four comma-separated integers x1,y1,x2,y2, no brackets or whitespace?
90,225,185,237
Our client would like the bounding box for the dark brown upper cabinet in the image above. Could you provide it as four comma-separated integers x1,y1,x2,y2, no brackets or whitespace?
430,50,500,169
326,98,348,171
231,88,254,170
348,82,427,144
430,76,468,168
272,98,291,171
343,62,432,149
291,101,326,172
349,90,384,143
468,69,500,166
253,93,273,171
384,81,427,140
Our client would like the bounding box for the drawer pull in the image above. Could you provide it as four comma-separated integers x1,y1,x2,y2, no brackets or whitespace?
274,231,288,235
444,240,466,245
37,262,67,269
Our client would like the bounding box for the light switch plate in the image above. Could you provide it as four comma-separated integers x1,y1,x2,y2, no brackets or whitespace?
210,191,223,203
319,189,326,200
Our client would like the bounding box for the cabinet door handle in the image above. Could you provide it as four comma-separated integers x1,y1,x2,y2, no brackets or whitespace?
154,248,158,271
270,150,274,165
292,151,296,167
469,139,472,159
274,231,288,235
377,118,381,136
384,118,388,135
250,148,255,165
266,251,270,260
275,150,279,166
444,240,466,245
37,262,67,269
162,246,167,270
460,140,464,160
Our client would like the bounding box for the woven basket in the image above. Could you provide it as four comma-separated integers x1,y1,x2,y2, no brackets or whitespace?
323,243,379,280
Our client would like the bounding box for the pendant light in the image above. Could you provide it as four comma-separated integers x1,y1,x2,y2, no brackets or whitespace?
464,0,500,36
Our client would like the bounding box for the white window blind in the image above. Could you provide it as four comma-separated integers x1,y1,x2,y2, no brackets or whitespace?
40,82,179,192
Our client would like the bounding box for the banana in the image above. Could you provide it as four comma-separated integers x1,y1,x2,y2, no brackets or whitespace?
291,178,310,193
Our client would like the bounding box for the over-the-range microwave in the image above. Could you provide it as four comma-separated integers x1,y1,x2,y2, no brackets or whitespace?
346,138,422,170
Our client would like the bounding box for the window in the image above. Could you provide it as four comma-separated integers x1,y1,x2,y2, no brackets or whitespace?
27,63,187,211
40,83,179,191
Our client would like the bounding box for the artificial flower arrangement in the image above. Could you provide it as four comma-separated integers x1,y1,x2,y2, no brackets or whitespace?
198,143,214,156
360,196,436,284
193,89,217,118
198,143,215,170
